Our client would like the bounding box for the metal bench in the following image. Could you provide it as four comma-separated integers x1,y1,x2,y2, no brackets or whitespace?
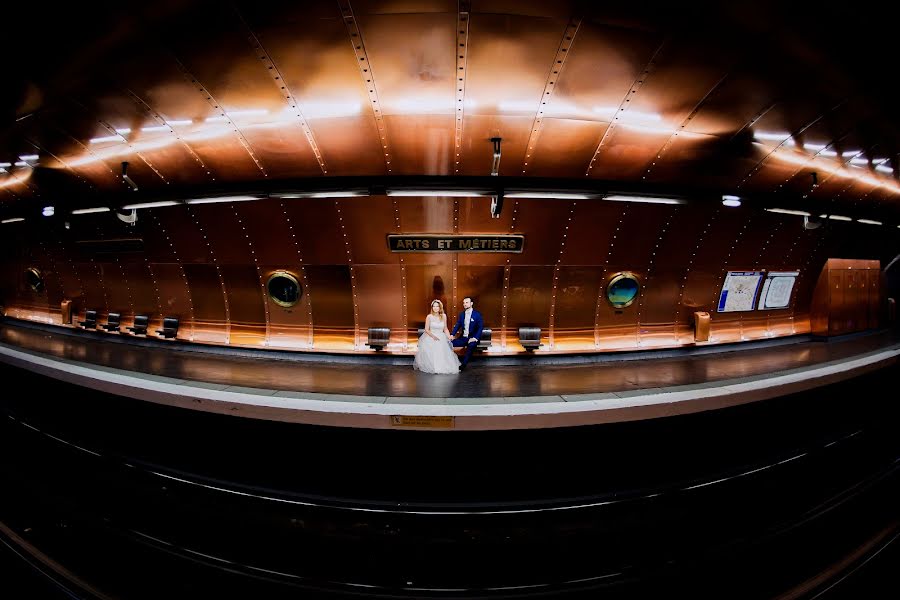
126,314,150,335
78,309,98,329
101,312,121,332
367,327,391,350
418,327,491,350
518,326,541,350
156,316,179,339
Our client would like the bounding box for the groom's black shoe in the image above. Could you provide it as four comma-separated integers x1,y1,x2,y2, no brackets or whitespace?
458,363,466,371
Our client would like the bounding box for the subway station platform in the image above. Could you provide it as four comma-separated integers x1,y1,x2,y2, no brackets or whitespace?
2,318,898,431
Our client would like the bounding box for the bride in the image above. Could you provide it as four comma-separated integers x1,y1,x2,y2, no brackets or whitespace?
413,300,459,374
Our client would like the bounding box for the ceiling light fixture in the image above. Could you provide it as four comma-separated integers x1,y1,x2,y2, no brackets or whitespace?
604,194,686,205
184,195,261,205
274,190,368,199
857,219,882,225
765,208,811,216
71,207,111,215
386,190,491,197
121,201,180,210
42,206,55,217
722,194,741,207
505,192,596,199
819,214,852,221
1,217,25,224
18,154,39,161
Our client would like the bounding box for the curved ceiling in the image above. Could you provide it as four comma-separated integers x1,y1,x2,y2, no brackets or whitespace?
2,1,900,222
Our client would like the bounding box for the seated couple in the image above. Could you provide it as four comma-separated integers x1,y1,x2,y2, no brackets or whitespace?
413,297,483,374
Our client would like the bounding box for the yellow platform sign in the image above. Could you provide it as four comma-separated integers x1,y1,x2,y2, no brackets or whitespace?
390,415,455,428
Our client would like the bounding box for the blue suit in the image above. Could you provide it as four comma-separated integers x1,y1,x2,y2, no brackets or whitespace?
451,308,483,368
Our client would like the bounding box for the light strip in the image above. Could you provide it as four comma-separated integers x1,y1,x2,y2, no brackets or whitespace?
386,190,491,197
857,219,882,225
819,214,852,221
505,192,596,199
603,194,685,205
89,135,124,144
13,161,28,167
765,208,811,216
273,191,368,199
167,119,193,126
184,195,260,205
875,165,892,174
0,162,11,167
1,217,25,224
141,125,171,133
114,128,131,135
18,154,39,161
71,207,111,215
121,200,181,210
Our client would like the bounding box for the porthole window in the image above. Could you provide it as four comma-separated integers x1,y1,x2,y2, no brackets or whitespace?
606,272,640,308
267,271,302,308
25,267,44,293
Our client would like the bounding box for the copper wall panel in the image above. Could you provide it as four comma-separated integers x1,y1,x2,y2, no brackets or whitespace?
588,127,673,180
338,196,399,265
457,116,532,176
354,265,404,344
72,262,108,317
260,264,311,350
182,263,228,344
221,264,267,347
150,262,194,341
190,204,254,265
506,266,553,332
553,266,603,339
227,126,324,179
548,21,663,129
281,198,344,265
507,198,574,266
244,12,386,175
305,265,355,349
122,262,161,328
457,196,515,234
383,116,455,175
152,207,208,264
231,200,299,265
527,119,608,177
560,201,625,267
396,196,454,234
405,263,453,339
96,262,133,317
457,265,504,332
684,71,777,136
355,10,455,174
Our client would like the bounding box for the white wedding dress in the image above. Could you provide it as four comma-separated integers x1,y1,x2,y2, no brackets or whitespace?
413,315,459,374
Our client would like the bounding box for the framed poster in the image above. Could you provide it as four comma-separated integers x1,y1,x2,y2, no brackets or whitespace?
757,271,799,310
717,271,763,312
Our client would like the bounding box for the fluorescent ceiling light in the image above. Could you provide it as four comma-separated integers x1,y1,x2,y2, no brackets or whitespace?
274,191,367,199
765,208,811,216
89,135,124,144
205,116,228,123
71,207,111,215
857,219,882,225
604,194,685,205
13,161,28,167
0,168,5,174
121,200,181,210
387,189,491,197
227,109,268,117
875,165,892,174
819,214,852,221
1,217,25,224
167,119,193,126
803,143,827,150
722,194,741,207
818,150,838,157
754,131,792,141
115,128,131,135
141,125,171,133
42,206,55,217
0,162,10,167
184,195,260,205
18,154,39,161
505,192,596,199
849,157,868,165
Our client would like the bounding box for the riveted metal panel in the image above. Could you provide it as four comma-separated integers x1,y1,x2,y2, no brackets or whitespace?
354,264,404,344
182,263,228,344
305,265,355,349
338,195,399,265
506,198,572,266
506,265,553,331
280,198,345,265
221,263,266,346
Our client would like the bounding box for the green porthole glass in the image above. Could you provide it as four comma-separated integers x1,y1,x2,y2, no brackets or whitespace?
267,271,302,308
25,267,44,293
606,272,640,308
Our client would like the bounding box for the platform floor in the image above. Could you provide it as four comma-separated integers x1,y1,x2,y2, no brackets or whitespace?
1,319,898,430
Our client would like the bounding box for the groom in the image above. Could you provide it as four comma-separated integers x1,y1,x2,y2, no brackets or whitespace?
451,296,483,371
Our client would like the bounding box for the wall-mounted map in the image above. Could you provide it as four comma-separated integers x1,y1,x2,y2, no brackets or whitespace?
717,271,764,312
757,271,799,310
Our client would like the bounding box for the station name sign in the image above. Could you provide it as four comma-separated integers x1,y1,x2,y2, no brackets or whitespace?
387,234,524,253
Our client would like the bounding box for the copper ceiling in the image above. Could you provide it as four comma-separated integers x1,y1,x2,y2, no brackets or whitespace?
2,1,900,219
